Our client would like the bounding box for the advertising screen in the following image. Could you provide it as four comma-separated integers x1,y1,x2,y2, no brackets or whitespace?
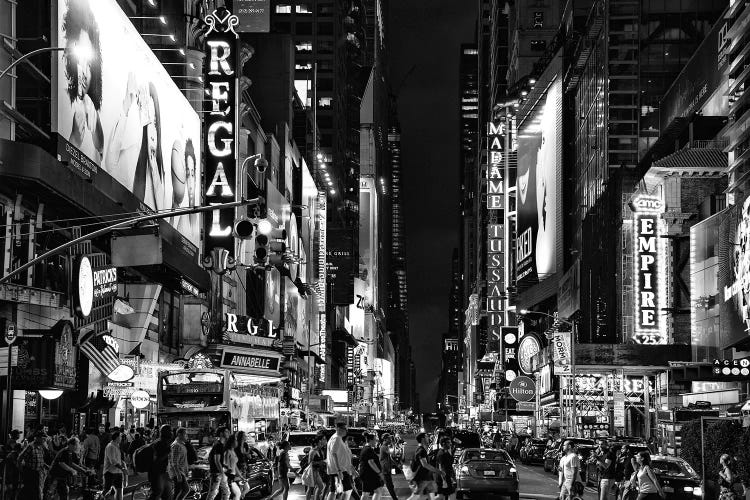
721,196,750,350
515,76,561,286
53,0,201,247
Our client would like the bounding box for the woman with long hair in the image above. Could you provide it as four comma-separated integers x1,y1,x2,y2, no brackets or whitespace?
635,451,664,500
224,434,249,500
305,434,326,500
132,82,165,211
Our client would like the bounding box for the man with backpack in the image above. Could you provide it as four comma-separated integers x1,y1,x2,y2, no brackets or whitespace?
407,433,442,500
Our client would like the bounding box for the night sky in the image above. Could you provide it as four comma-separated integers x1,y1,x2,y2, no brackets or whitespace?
388,1,477,410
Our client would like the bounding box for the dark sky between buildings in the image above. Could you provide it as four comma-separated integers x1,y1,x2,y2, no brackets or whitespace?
388,1,477,410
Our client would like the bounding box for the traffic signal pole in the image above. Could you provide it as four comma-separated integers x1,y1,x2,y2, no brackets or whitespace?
0,198,263,284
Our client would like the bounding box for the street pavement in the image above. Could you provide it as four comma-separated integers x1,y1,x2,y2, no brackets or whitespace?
281,462,598,500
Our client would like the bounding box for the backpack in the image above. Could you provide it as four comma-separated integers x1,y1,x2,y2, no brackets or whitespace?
133,443,154,473
185,440,197,465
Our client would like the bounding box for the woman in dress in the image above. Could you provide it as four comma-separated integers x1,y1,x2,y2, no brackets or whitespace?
224,434,249,500
132,82,165,211
358,432,385,500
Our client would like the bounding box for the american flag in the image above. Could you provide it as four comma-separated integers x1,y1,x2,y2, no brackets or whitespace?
80,333,120,377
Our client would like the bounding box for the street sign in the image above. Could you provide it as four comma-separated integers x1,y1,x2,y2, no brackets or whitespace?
4,321,17,345
517,401,536,412
509,376,536,402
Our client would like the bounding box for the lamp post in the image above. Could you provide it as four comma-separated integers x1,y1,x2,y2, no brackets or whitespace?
0,46,66,81
519,309,577,438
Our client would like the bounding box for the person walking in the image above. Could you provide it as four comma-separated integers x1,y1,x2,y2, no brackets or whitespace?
407,432,442,500
103,431,127,500
379,434,399,500
268,441,291,500
594,439,618,500
168,428,190,500
17,430,49,500
148,425,174,500
719,454,739,500
325,423,354,500
558,440,581,500
615,445,637,500
305,434,327,500
436,437,456,500
635,451,664,500
224,434,249,500
81,428,100,470
359,432,385,500
47,436,89,500
206,427,230,500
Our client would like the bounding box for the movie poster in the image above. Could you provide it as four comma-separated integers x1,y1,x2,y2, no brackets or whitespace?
516,76,560,286
53,0,201,247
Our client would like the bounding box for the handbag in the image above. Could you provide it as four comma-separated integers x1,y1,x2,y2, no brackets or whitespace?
402,464,416,481
301,465,315,487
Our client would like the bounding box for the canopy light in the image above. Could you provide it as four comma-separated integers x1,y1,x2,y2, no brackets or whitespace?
39,390,64,400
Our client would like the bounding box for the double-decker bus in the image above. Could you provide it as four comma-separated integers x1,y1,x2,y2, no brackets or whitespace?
157,368,240,440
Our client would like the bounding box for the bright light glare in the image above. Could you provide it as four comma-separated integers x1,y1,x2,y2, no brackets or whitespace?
159,16,167,25
316,153,323,160
189,62,196,69
519,309,529,315
71,43,92,64
148,0,157,5
169,33,176,42
329,189,336,195
179,48,186,56
39,390,64,400
257,219,273,235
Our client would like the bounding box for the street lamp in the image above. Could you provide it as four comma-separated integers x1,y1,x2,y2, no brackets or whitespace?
518,309,577,437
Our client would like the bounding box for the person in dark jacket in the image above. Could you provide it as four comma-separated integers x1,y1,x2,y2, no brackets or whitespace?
148,425,174,500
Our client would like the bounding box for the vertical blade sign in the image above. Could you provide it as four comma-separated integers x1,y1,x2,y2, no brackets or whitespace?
204,8,240,257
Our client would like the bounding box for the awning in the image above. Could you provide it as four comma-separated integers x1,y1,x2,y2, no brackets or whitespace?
333,327,358,347
79,390,116,411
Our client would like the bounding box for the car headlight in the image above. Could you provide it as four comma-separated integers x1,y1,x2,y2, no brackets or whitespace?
460,466,469,474
509,468,517,474
693,487,702,496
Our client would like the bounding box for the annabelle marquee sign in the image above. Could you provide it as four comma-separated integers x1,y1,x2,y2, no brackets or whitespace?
204,8,240,256
631,195,666,344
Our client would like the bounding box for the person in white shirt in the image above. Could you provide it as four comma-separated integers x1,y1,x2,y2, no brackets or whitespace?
325,423,354,500
558,440,581,500
103,431,127,500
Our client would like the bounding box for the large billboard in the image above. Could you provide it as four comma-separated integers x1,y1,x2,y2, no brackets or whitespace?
515,76,561,286
327,228,355,305
53,0,201,248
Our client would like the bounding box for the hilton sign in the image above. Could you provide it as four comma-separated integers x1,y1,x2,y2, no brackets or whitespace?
204,8,240,256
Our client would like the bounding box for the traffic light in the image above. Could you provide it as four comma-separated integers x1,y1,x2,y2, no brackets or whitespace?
233,216,254,240
267,229,287,266
254,233,269,264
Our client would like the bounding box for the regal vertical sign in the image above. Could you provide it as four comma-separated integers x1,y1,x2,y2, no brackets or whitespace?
204,8,240,256
631,195,666,344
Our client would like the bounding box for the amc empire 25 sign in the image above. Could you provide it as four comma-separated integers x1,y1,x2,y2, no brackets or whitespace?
631,195,666,345
204,8,240,256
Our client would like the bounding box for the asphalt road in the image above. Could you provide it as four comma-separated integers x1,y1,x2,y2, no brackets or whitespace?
280,461,598,500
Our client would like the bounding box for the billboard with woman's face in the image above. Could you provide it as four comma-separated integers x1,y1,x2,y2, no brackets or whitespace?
52,0,201,247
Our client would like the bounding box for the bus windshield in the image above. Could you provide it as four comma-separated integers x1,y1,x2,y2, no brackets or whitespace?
160,371,226,409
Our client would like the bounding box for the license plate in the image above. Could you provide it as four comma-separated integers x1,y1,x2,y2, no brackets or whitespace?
663,487,674,493
483,470,496,476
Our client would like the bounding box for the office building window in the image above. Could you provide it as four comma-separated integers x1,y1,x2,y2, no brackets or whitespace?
530,40,545,51
295,41,313,53
318,23,333,35
276,4,292,14
319,97,333,108
295,79,311,107
296,22,312,35
296,4,312,14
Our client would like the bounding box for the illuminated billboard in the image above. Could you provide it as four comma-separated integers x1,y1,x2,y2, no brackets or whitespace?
515,76,561,286
631,195,667,344
52,0,201,248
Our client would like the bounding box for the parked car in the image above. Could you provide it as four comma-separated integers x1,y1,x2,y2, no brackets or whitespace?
651,455,702,500
519,438,547,465
287,431,321,475
542,438,595,482
188,445,273,499
455,448,519,500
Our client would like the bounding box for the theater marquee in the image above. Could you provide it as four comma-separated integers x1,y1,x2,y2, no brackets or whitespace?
631,195,666,344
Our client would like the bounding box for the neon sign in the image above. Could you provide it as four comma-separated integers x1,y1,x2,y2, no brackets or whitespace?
487,121,504,210
204,8,239,255
632,195,666,344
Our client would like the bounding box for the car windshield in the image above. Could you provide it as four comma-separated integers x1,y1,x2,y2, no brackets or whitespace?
464,450,511,462
652,460,696,478
452,432,481,448
288,434,317,447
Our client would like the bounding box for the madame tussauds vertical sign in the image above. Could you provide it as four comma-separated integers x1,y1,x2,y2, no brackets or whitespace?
631,195,666,345
204,8,239,256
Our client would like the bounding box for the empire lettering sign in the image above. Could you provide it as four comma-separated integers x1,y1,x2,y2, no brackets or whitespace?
487,121,505,210
632,195,666,344
204,8,240,256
